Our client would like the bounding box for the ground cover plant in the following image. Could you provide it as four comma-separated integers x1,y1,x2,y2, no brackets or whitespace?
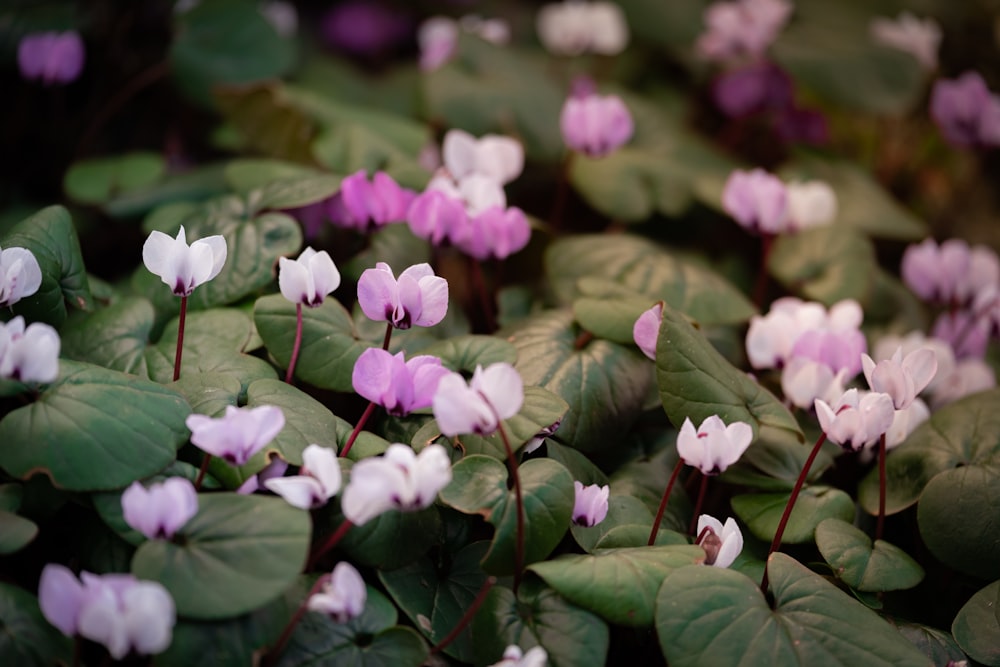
2,0,1000,665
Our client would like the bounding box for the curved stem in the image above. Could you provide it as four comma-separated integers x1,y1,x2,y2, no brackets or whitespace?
876,433,887,542
430,576,496,654
285,303,303,384
549,152,573,232
262,573,332,667
497,422,525,593
381,322,393,351
307,520,353,570
339,402,377,459
469,256,496,333
688,472,708,536
173,296,188,382
193,453,211,492
761,432,827,593
648,458,685,546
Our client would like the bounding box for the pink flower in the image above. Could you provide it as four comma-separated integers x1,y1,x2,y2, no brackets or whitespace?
351,348,450,416
121,478,198,540
560,84,634,157
862,347,938,410
432,363,524,437
901,238,971,304
676,415,753,475
357,262,449,329
18,31,85,85
633,302,663,361
185,405,285,467
572,482,610,527
454,205,532,260
780,357,847,410
696,0,792,63
745,297,864,372
930,72,1000,148
308,562,366,622
721,168,789,235
340,444,452,525
814,389,895,451
328,170,413,232
407,188,468,245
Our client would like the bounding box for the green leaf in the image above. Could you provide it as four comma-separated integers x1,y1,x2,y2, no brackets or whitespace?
530,545,705,627
768,226,877,306
720,434,838,492
63,152,165,205
572,282,657,345
0,582,73,666
656,553,931,666
895,622,967,667
0,360,190,491
439,456,574,575
503,310,652,453
342,223,432,282
815,518,924,592
417,335,518,373
379,541,490,662
254,293,371,392
107,164,231,219
0,510,37,554
570,495,684,552
172,372,241,418
918,464,1000,581
132,493,310,619
545,440,608,488
732,486,855,544
215,84,318,164
61,297,155,377
608,447,691,534
224,158,330,194
337,505,443,570
248,173,342,212
170,0,296,107
243,378,342,467
859,388,1000,515
2,205,92,326
547,234,755,325
952,579,1000,666
471,578,610,667
655,301,803,444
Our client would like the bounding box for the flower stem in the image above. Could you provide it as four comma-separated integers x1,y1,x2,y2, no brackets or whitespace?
307,520,353,570
173,295,188,382
549,152,573,232
648,458,685,546
193,453,211,492
761,432,827,593
876,433,887,542
339,402,377,459
381,322,393,351
285,303,303,384
469,256,497,333
497,422,525,593
688,472,708,536
753,233,775,310
262,573,332,667
430,576,496,655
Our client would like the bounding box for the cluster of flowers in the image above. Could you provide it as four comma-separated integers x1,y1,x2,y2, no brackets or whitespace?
0,245,60,384
722,168,838,235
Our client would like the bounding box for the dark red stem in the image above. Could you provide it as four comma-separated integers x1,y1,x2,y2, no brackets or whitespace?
688,472,708,535
549,152,573,232
173,295,188,382
469,256,497,333
381,322,393,351
340,402,377,459
262,573,332,667
307,520,353,570
497,422,525,593
648,458,685,546
285,303,303,384
876,433,887,542
429,576,497,655
193,453,211,492
761,432,827,593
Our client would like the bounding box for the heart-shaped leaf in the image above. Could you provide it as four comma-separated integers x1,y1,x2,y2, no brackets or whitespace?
815,518,924,592
732,486,855,544
417,335,517,374
0,511,37,554
62,297,155,377
64,152,165,205
335,505,442,570
0,582,73,666
952,579,1000,666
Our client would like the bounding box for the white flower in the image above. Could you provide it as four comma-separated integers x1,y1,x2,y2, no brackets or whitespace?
278,247,341,307
489,645,549,667
442,129,524,186
142,226,227,297
536,1,629,56
676,415,753,475
0,315,60,383
780,357,847,410
433,363,524,437
815,389,895,451
307,562,366,623
340,444,452,526
785,180,838,230
265,444,342,509
862,347,938,410
0,245,42,308
870,12,941,71
695,514,743,568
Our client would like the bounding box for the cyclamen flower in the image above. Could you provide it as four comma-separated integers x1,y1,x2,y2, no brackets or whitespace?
0,245,43,307
695,514,743,568
433,363,524,437
560,81,634,157
18,31,85,85
236,457,289,495
121,478,198,540
142,226,227,297
489,645,549,667
340,443,452,526
39,565,175,659
0,316,60,383
745,297,865,373
536,1,629,56
185,405,285,467
930,72,1000,149
814,389,895,451
308,562,366,622
633,302,663,360
785,180,838,230
870,12,941,71
357,262,449,330
721,168,788,235
572,482,609,527
934,311,991,360
455,205,532,260
873,332,956,394
417,15,510,72
265,444,342,510
901,238,999,305
351,348,450,416
443,130,524,186
780,357,847,410
322,1,411,58
885,398,930,450
278,247,340,307
328,170,414,232
862,347,938,410
930,358,996,407
712,61,792,118
676,415,753,476
696,0,793,63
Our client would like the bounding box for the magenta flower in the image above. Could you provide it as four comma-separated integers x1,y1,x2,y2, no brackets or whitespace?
901,238,972,304
142,226,227,297
351,348,450,416
308,562,367,622
712,62,792,118
745,297,864,371
121,478,198,540
340,443,452,525
265,444,342,510
328,170,414,233
0,245,42,308
0,315,60,384
433,363,524,437
721,168,789,235
862,347,938,410
357,262,449,330
572,482,610,527
322,1,411,57
814,389,895,451
18,31,85,85
39,565,175,659
930,72,1000,148
932,311,990,359
406,188,468,245
455,205,532,260
560,84,634,157
633,302,663,361
789,327,868,378
185,405,285,466
676,415,753,475
278,247,341,307
695,514,743,568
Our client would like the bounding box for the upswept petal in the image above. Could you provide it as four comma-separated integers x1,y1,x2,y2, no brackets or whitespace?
121,582,175,656
39,564,86,636
433,372,497,436
265,476,326,509
307,249,341,298
302,444,341,497
351,347,396,406
443,129,478,181
278,256,312,304
357,265,399,323
413,274,448,327
473,363,524,421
